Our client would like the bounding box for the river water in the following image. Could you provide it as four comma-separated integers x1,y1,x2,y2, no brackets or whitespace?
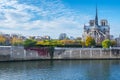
0,60,120,80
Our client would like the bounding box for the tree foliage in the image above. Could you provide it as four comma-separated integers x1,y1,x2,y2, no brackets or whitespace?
85,36,96,47
81,41,85,47
23,39,37,47
36,39,82,47
0,35,6,45
111,40,117,47
102,39,111,48
11,37,23,46
74,40,82,45
60,40,74,45
36,40,63,46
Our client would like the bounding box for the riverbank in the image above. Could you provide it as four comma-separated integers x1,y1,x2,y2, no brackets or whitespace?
0,46,120,61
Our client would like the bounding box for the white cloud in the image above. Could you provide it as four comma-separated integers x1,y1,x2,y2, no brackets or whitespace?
0,0,91,38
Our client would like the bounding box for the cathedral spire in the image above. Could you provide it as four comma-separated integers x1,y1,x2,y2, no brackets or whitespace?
95,5,98,26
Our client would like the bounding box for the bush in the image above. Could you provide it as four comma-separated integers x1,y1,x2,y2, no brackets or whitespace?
102,39,111,48
23,39,37,47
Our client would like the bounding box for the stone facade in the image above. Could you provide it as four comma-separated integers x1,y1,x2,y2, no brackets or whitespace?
83,7,110,43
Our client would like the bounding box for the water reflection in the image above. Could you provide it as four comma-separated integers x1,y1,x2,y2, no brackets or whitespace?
0,60,120,80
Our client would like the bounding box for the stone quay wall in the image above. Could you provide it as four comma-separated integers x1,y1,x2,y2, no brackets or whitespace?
54,47,120,59
0,46,120,61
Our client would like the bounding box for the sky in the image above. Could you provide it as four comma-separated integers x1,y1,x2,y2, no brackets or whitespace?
0,0,120,39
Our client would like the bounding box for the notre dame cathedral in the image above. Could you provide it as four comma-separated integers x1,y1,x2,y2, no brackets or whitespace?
82,7,110,43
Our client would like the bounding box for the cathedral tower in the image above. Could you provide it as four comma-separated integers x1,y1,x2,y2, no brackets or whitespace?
83,7,110,43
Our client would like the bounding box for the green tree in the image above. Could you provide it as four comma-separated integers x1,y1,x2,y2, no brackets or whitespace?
36,40,63,46
111,40,117,47
23,39,37,47
102,39,111,48
49,40,63,46
85,36,96,47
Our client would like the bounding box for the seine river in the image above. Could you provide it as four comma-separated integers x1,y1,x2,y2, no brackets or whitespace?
0,60,120,80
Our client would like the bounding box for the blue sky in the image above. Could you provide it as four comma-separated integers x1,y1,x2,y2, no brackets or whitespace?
0,0,120,38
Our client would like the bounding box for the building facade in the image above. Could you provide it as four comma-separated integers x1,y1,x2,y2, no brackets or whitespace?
82,7,110,43
59,33,67,40
115,35,120,47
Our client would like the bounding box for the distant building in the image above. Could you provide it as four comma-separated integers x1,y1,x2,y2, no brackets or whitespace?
0,33,27,45
115,35,120,47
69,36,75,40
82,7,110,43
11,34,24,39
35,36,43,41
59,33,67,40
0,33,11,45
43,35,51,40
110,35,114,40
35,35,50,40
29,36,36,39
